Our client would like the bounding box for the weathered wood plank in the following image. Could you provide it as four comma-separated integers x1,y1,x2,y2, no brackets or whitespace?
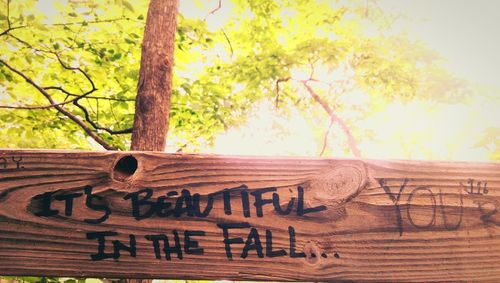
0,149,499,281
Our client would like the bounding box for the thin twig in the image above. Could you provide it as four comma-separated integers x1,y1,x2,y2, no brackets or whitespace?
73,99,133,134
1,17,137,37
108,99,120,126
7,33,52,54
221,28,233,57
0,44,132,132
275,77,291,108
0,25,23,36
44,87,132,135
53,52,96,90
0,96,85,110
51,54,131,134
6,0,11,29
64,93,135,102
0,1,24,37
48,17,140,27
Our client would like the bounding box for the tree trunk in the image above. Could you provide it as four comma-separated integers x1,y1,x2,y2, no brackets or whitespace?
127,0,178,282
130,0,179,151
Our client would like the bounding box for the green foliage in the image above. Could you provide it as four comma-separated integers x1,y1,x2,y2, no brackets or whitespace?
0,0,470,153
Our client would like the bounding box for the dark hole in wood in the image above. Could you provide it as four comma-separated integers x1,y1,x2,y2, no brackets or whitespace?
113,155,138,181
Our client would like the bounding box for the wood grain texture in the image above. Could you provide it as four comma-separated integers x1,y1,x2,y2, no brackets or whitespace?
0,149,499,282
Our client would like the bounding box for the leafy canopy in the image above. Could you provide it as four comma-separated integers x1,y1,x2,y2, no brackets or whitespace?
0,0,468,155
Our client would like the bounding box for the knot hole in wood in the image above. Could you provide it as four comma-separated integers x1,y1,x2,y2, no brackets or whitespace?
113,155,138,182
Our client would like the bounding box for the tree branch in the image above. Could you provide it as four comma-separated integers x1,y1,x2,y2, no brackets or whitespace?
64,93,135,102
301,80,361,158
0,93,135,109
51,54,132,134
1,15,142,44
0,43,132,135
0,25,22,36
73,99,133,134
1,16,139,37
6,0,11,29
320,116,336,156
275,77,291,108
204,0,222,20
0,59,116,150
46,16,139,27
53,52,96,90
0,0,23,36
7,33,52,54
42,88,132,135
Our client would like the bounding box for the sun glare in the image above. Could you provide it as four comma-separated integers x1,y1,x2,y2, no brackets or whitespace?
211,101,317,156
200,1,499,162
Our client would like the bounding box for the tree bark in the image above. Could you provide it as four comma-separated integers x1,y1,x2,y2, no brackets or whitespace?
130,0,179,151
127,0,178,282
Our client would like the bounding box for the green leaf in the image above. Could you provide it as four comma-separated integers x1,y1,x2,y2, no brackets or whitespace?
118,101,128,110
127,69,139,80
33,22,50,31
112,53,122,60
68,12,78,17
122,0,134,12
125,38,135,44
181,83,191,94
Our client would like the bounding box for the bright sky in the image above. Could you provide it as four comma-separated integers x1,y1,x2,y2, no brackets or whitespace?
380,0,500,88
371,0,500,161
179,1,500,162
